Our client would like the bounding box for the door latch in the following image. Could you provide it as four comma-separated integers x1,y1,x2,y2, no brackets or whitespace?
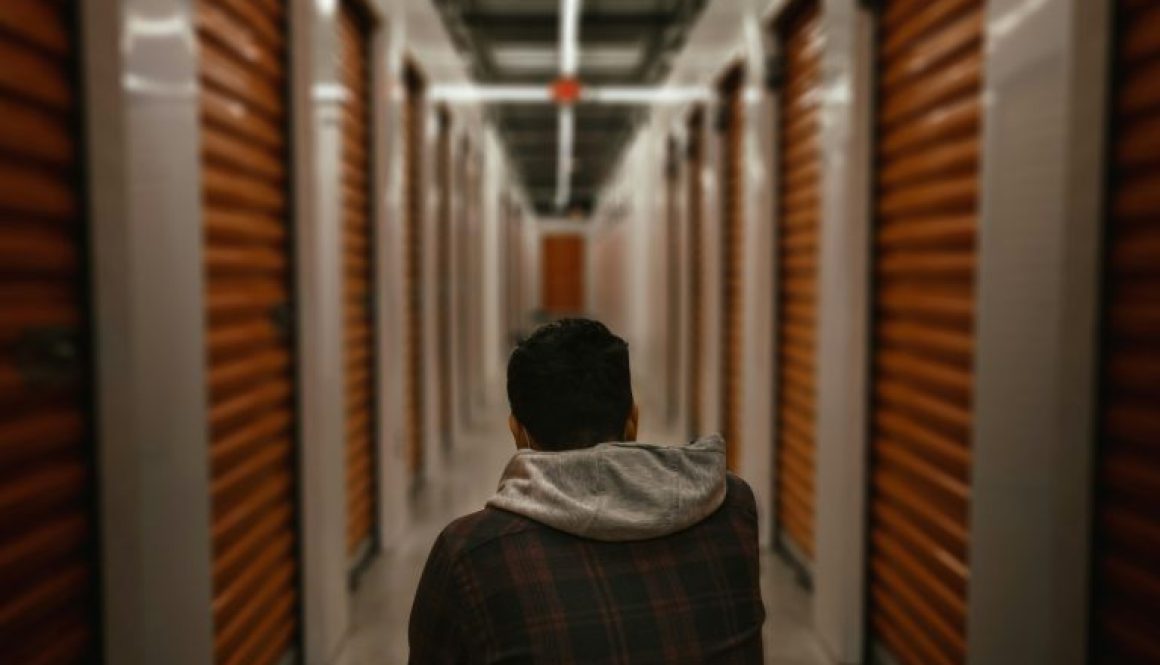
14,326,83,388
269,301,294,340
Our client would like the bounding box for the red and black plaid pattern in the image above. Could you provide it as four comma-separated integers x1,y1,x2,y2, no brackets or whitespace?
409,474,765,663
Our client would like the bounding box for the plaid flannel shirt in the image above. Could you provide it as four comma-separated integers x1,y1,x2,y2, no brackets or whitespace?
408,473,765,664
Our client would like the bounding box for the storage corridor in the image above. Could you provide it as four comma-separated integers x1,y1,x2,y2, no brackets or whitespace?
0,0,1153,664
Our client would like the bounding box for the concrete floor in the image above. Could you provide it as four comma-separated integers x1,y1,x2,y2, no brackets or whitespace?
339,416,834,665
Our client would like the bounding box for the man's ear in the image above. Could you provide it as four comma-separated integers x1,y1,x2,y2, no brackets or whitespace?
623,404,640,442
509,413,532,450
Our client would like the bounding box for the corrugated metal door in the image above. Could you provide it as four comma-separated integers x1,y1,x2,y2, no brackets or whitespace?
338,0,376,567
718,67,744,472
541,235,585,314
403,63,425,480
197,1,299,662
773,0,821,565
867,1,983,663
1092,1,1160,660
686,110,705,438
0,3,99,662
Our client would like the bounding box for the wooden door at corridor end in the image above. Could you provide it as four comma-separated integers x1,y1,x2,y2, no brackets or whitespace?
772,0,821,569
541,234,585,315
197,1,300,663
717,65,745,472
1091,0,1160,660
0,3,100,662
403,62,427,482
866,1,983,664
338,0,377,570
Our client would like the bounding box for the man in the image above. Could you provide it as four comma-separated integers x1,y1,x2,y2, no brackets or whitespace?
409,318,765,663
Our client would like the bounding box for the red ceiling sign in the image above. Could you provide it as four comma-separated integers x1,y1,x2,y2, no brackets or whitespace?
551,77,582,104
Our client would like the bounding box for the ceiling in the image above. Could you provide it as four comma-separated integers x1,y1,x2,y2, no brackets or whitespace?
433,0,709,216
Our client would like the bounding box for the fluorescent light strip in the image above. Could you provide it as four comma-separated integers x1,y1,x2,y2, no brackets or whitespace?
560,0,582,76
554,107,574,209
582,86,713,104
556,0,582,209
429,84,552,103
491,45,643,73
430,84,712,105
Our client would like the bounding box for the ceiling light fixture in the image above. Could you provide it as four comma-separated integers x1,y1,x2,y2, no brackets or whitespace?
555,0,583,210
582,86,712,104
430,84,712,105
560,0,581,76
429,84,551,103
555,107,575,209
491,46,558,71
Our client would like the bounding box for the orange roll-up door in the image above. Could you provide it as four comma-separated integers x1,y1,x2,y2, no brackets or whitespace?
773,0,821,565
403,63,426,480
0,2,99,662
197,1,299,663
717,66,744,472
339,0,376,566
867,1,983,664
1092,0,1160,660
686,110,705,438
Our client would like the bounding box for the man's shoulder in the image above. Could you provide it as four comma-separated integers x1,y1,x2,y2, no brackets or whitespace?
436,505,538,561
725,472,758,513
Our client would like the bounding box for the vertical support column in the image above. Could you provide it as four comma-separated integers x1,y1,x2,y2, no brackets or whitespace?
291,0,350,661
685,109,707,441
421,97,445,483
84,1,214,663
702,105,724,438
374,9,408,551
967,0,1109,662
813,0,873,661
742,61,776,549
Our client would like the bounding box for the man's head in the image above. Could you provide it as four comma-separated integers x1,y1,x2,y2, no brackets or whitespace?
507,318,637,451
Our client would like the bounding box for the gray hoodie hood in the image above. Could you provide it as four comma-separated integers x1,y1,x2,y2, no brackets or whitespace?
486,434,727,541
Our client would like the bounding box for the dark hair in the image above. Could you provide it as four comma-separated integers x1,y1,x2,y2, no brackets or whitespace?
506,318,634,451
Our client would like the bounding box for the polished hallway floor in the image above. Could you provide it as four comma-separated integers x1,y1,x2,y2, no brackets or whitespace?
339,412,834,665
